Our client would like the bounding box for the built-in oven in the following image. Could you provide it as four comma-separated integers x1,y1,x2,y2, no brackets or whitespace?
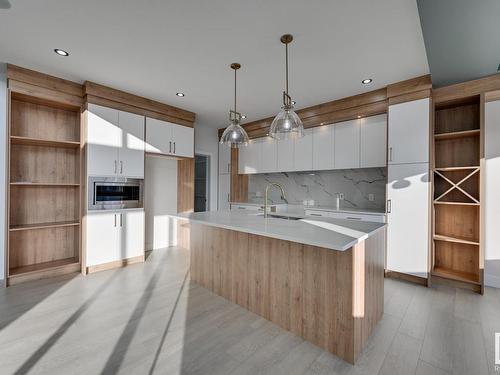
88,177,144,210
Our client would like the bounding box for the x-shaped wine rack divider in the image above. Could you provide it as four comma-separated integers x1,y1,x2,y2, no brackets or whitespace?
434,167,480,203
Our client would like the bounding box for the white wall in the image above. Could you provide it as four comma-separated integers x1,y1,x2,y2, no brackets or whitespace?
194,123,219,211
0,63,7,284
145,156,178,250
485,100,500,288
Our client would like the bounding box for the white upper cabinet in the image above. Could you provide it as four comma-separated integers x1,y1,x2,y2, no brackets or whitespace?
312,124,334,170
294,129,313,171
334,119,360,169
87,104,145,178
388,98,430,164
360,114,387,168
218,143,231,175
118,110,145,178
239,138,261,174
277,138,294,172
260,137,278,173
171,123,194,157
87,104,121,176
145,117,194,158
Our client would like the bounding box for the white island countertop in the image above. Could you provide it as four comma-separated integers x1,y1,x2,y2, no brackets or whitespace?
169,210,386,251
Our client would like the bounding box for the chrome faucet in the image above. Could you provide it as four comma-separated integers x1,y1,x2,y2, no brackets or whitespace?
264,182,288,218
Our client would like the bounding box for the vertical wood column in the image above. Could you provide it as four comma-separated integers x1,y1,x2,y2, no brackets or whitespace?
177,158,194,249
230,147,248,202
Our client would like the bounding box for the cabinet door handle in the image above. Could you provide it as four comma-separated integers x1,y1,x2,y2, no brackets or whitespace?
120,213,123,227
169,141,172,153
114,160,117,174
346,216,362,220
173,142,176,154
227,163,230,173
120,161,123,174
388,147,393,162
227,193,230,202
387,199,392,213
310,213,322,217
114,214,117,227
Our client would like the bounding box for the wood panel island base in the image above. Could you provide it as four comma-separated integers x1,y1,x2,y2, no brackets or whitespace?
188,222,385,364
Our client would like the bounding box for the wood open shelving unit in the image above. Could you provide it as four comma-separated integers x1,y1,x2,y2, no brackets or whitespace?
431,97,484,293
7,93,82,285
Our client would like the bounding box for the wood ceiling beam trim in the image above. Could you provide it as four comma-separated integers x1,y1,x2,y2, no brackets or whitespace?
386,74,432,98
84,81,196,124
433,73,500,104
7,64,83,97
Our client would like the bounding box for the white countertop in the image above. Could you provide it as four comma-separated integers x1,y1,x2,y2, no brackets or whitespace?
169,210,386,251
230,202,386,216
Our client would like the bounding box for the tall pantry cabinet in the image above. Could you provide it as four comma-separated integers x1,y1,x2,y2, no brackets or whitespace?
386,98,430,280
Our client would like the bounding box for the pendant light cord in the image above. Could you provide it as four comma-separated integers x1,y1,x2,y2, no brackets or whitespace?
234,68,237,114
285,42,289,97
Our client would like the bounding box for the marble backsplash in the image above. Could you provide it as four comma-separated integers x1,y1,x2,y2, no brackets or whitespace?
247,168,387,211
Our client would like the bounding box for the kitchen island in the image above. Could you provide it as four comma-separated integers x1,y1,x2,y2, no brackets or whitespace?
170,210,386,364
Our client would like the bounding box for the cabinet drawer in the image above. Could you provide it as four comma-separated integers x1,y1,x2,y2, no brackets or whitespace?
305,209,386,223
231,204,264,211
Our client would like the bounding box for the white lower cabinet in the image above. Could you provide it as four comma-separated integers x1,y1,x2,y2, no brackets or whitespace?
218,174,231,210
386,163,429,278
86,210,145,267
304,209,385,223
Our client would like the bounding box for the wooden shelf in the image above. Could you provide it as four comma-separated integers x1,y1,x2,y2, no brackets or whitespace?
9,258,79,277
434,166,479,172
433,234,479,246
432,266,480,285
10,182,80,187
9,221,80,232
10,136,80,148
433,201,479,206
434,129,480,140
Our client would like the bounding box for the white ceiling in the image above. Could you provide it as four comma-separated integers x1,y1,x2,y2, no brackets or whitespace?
0,0,429,128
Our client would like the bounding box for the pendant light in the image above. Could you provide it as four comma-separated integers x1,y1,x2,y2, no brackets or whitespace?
220,63,249,148
269,34,304,140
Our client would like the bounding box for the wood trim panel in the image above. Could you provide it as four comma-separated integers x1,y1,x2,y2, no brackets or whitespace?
230,148,248,202
388,89,431,106
433,73,500,104
189,223,385,364
86,254,144,274
385,270,428,286
9,80,83,109
84,81,195,125
8,260,81,286
485,90,500,103
85,94,193,127
386,74,432,99
177,158,194,213
7,64,83,97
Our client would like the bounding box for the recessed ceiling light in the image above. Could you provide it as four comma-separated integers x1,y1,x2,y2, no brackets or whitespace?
241,115,247,119
292,101,296,105
54,49,69,57
176,92,185,97
362,78,372,84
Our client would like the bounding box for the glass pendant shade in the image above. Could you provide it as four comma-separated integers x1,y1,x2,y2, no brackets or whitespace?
269,105,304,140
220,119,249,148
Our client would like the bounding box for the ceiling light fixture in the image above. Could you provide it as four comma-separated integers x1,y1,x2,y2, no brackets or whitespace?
54,49,69,57
219,63,249,148
269,34,304,140
241,115,247,119
176,92,185,97
362,78,373,84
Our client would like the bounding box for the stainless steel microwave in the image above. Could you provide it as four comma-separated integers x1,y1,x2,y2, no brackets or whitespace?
88,177,144,210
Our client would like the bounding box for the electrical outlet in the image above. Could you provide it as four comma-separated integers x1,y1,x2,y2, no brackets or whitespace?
339,193,344,200
368,193,375,201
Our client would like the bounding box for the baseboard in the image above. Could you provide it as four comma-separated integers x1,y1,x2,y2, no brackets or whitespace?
385,270,428,286
485,273,500,289
86,255,145,274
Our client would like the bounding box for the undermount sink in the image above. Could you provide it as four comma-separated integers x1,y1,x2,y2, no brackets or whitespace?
257,213,303,221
